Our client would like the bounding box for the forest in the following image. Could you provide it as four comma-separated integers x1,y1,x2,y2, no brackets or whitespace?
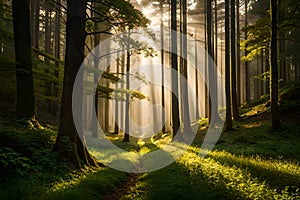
0,0,300,199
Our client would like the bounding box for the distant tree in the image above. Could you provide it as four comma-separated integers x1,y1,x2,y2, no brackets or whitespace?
123,32,131,142
244,0,250,103
270,0,281,131
12,0,37,122
171,0,180,138
181,0,192,135
231,0,239,120
160,0,166,135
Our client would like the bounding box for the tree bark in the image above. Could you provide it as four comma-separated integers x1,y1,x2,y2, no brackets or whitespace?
270,0,281,131
12,0,37,120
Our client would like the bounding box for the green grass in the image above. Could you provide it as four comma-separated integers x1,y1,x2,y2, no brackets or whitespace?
1,77,300,199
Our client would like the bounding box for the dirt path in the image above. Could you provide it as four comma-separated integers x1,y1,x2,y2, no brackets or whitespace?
102,174,140,200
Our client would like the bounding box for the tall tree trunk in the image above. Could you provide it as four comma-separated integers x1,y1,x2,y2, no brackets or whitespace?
54,0,98,168
224,0,233,131
92,16,100,138
195,33,200,120
12,0,37,120
30,0,35,45
181,0,192,135
34,0,40,48
44,3,54,113
51,0,61,116
245,0,250,103
204,0,209,118
231,0,239,120
206,0,213,122
236,0,241,106
270,0,281,131
214,0,218,65
265,48,270,94
171,0,180,138
114,52,120,135
160,0,166,135
123,32,130,142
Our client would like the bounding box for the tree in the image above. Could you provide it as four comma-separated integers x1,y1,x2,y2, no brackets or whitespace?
54,0,98,168
270,0,281,131
181,0,192,135
12,0,37,122
231,0,239,120
160,0,166,135
224,0,233,131
171,0,180,138
244,0,250,103
236,0,241,106
123,32,131,142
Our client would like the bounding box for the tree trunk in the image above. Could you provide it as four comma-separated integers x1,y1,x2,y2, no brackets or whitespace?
51,0,61,116
195,33,200,120
123,32,130,142
231,0,239,120
92,13,100,138
181,0,192,135
206,0,213,123
171,0,180,138
236,0,241,107
54,0,98,168
113,52,120,135
224,0,233,131
265,48,270,94
34,0,40,48
12,0,37,120
160,0,166,135
270,0,281,131
245,0,250,103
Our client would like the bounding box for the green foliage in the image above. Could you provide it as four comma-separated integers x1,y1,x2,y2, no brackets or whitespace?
241,16,270,62
241,0,300,62
0,147,31,177
91,0,150,32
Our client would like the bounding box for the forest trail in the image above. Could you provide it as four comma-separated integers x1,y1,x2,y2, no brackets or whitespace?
103,174,140,200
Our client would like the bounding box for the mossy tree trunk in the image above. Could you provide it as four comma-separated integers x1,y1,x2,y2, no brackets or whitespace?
12,0,37,121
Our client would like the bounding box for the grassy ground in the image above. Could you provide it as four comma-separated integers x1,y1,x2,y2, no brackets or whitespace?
1,55,300,199
0,99,299,200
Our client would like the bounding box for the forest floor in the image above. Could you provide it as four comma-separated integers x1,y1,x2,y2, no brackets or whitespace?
0,62,300,200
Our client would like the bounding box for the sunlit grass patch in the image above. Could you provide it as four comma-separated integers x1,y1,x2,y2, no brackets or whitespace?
43,168,127,200
178,148,300,200
207,150,300,190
